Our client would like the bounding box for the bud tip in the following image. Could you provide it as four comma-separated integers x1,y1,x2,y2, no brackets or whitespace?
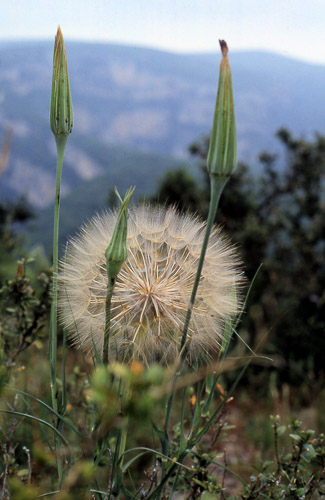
55,25,63,45
219,39,228,57
50,25,73,137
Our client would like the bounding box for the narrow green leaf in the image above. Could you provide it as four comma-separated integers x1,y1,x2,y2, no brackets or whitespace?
121,447,192,471
89,490,108,496
179,388,187,455
152,421,168,451
9,387,83,438
37,491,60,498
202,374,218,414
122,451,148,473
0,410,69,446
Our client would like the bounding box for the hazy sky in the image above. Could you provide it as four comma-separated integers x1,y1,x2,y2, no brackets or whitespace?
1,0,324,64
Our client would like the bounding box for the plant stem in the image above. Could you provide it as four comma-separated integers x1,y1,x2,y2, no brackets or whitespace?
158,374,177,496
110,384,129,498
180,175,228,356
160,175,228,492
49,134,68,485
103,278,115,365
118,414,128,473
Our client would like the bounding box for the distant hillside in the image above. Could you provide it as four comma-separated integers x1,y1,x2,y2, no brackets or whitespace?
1,40,325,214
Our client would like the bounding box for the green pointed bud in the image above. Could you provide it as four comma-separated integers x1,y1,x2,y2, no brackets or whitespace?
207,40,237,178
105,187,135,283
49,26,73,138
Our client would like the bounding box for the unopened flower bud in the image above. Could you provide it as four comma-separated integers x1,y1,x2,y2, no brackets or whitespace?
50,26,73,138
207,40,237,178
105,187,135,283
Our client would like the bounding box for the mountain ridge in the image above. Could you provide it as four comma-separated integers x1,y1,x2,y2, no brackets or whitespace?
1,38,324,68
1,40,325,214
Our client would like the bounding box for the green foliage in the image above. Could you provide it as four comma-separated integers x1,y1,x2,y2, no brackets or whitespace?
151,129,325,388
1,335,324,498
91,362,166,431
153,166,202,211
0,258,50,371
6,479,40,500
0,355,240,498
0,199,34,282
242,416,325,499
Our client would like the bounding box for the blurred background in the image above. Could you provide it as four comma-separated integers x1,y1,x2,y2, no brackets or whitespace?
1,0,325,450
1,0,325,214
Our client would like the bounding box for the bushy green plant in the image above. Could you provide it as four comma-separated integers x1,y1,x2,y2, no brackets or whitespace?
0,198,34,283
0,259,50,372
242,416,325,499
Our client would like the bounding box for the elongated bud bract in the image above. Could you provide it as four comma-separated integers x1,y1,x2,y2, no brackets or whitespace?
105,187,135,282
50,26,73,137
207,40,236,177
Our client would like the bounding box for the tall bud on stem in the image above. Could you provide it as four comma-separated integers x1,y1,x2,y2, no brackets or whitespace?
180,40,237,357
164,41,237,476
48,27,73,478
103,187,135,365
50,26,73,140
207,40,236,178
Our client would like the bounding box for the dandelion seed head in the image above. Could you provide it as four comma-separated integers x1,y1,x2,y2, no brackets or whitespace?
59,205,244,365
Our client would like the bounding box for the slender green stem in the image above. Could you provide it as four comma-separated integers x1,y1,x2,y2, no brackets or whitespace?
103,278,115,365
60,245,69,418
118,384,129,470
109,382,129,499
158,372,179,498
163,381,176,439
118,414,129,473
159,175,228,492
180,175,228,356
49,134,68,485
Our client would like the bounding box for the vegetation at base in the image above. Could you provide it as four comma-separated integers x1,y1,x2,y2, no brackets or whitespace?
0,354,324,498
150,128,325,390
242,416,325,499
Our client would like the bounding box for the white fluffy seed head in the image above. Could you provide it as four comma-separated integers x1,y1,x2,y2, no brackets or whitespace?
59,205,244,365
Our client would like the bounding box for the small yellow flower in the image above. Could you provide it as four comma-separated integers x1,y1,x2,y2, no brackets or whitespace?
189,394,197,407
216,383,225,396
60,206,244,365
130,360,144,376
